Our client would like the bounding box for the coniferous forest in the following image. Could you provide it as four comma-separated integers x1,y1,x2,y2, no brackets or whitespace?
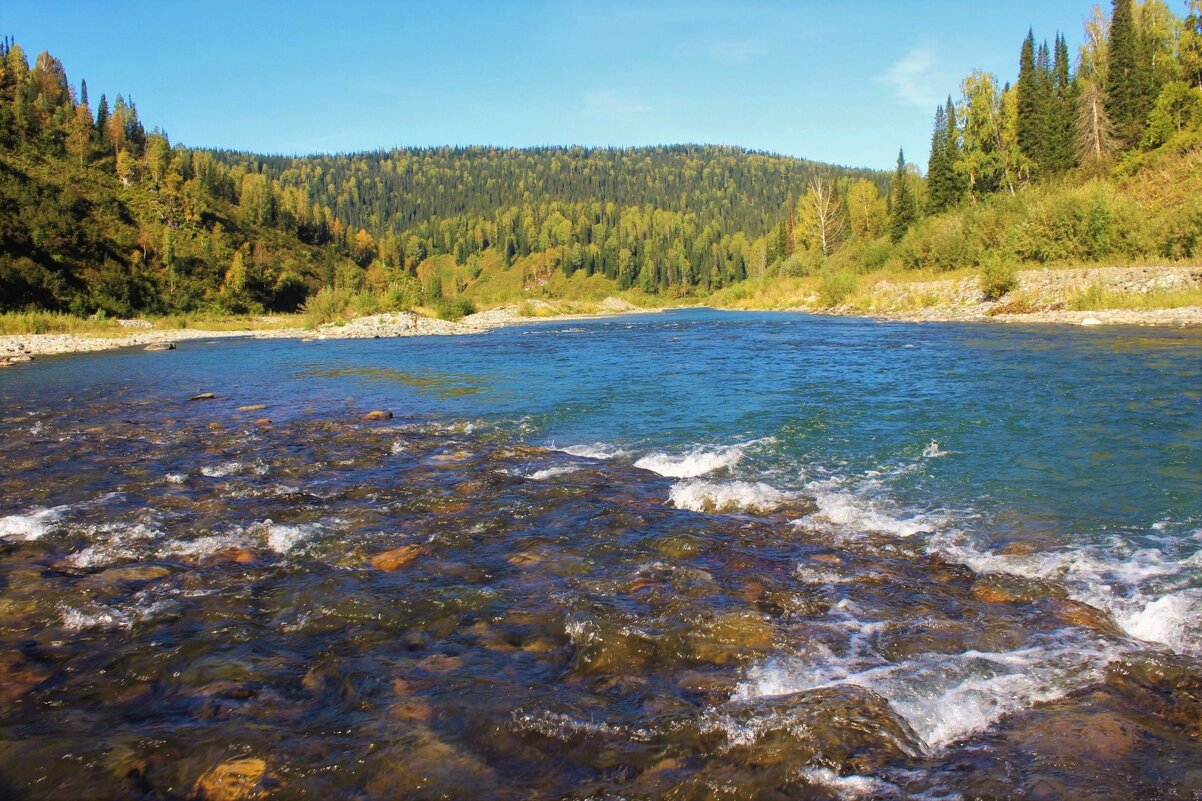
2,0,1202,320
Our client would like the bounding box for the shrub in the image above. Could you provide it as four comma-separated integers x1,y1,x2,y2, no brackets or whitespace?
978,255,1018,300
818,270,858,307
301,286,353,328
379,277,423,311
434,298,477,321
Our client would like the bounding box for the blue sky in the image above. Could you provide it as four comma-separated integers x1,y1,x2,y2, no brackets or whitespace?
4,0,1099,169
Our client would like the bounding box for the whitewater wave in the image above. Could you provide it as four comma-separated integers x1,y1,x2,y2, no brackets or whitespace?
733,632,1114,751
796,477,944,539
554,442,629,460
930,525,1202,657
669,479,796,514
0,506,65,541
635,443,750,478
527,466,578,481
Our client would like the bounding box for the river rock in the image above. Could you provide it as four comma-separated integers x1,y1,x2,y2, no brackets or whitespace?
192,756,272,801
144,342,175,351
363,410,393,421
1042,598,1122,636
689,611,774,664
371,544,423,571
971,572,1067,604
1081,317,1103,326
191,392,216,401
4,354,33,363
95,564,173,585
0,651,49,707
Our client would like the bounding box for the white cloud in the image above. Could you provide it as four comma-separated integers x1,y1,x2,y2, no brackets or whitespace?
582,90,653,117
877,45,946,110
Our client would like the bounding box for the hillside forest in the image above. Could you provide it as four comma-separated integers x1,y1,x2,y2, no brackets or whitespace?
1,0,1201,320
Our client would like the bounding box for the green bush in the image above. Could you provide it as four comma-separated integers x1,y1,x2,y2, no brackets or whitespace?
379,277,423,311
818,270,858,307
979,255,1018,300
301,286,353,328
434,298,477,321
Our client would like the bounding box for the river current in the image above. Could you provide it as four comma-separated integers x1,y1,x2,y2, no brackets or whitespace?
1,309,1200,799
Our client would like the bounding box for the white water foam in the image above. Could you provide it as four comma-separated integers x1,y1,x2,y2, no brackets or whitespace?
635,444,745,478
0,507,64,541
922,440,948,459
669,479,796,514
257,519,322,554
797,477,943,539
930,526,1202,656
554,442,629,460
799,767,899,800
527,466,578,481
200,460,269,478
734,634,1113,751
62,522,163,568
162,533,250,560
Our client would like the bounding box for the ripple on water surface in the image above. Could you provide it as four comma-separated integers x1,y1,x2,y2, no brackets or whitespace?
0,358,1201,799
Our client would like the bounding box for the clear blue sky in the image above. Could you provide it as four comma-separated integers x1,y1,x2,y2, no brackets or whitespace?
4,0,1100,170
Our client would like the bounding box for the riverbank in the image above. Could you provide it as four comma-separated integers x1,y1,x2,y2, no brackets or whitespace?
0,298,658,359
4,266,1201,360
820,264,1202,326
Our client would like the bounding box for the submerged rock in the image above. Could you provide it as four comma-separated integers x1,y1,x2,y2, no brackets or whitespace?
190,392,216,401
971,572,1067,604
192,756,273,801
371,544,423,571
363,410,393,421
144,342,175,351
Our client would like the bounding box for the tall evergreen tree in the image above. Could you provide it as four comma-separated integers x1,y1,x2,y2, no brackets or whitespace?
1016,30,1041,164
1106,0,1144,146
926,104,951,213
943,96,964,202
889,149,917,243
1050,33,1079,171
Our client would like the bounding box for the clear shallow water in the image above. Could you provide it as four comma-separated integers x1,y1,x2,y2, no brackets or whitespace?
2,309,1201,799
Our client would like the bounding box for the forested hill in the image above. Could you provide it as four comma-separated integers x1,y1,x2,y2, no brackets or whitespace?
0,22,887,317
208,146,886,292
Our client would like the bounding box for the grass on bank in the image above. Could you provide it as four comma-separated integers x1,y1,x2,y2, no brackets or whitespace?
0,309,304,336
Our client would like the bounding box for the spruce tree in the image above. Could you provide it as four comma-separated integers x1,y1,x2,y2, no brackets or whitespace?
943,97,964,203
1107,0,1143,146
889,149,917,243
926,104,950,213
1016,31,1042,168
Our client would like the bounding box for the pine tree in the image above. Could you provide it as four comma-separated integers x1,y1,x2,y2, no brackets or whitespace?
889,149,917,243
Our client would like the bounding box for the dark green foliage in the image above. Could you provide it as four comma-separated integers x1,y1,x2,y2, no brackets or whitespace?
889,149,918,243
1107,0,1149,146
0,38,349,315
210,145,885,295
927,98,962,213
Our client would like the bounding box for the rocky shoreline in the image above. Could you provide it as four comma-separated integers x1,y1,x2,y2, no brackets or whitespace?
827,264,1202,327
0,301,657,360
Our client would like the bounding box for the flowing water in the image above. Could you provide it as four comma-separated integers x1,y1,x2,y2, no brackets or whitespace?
1,309,1201,800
